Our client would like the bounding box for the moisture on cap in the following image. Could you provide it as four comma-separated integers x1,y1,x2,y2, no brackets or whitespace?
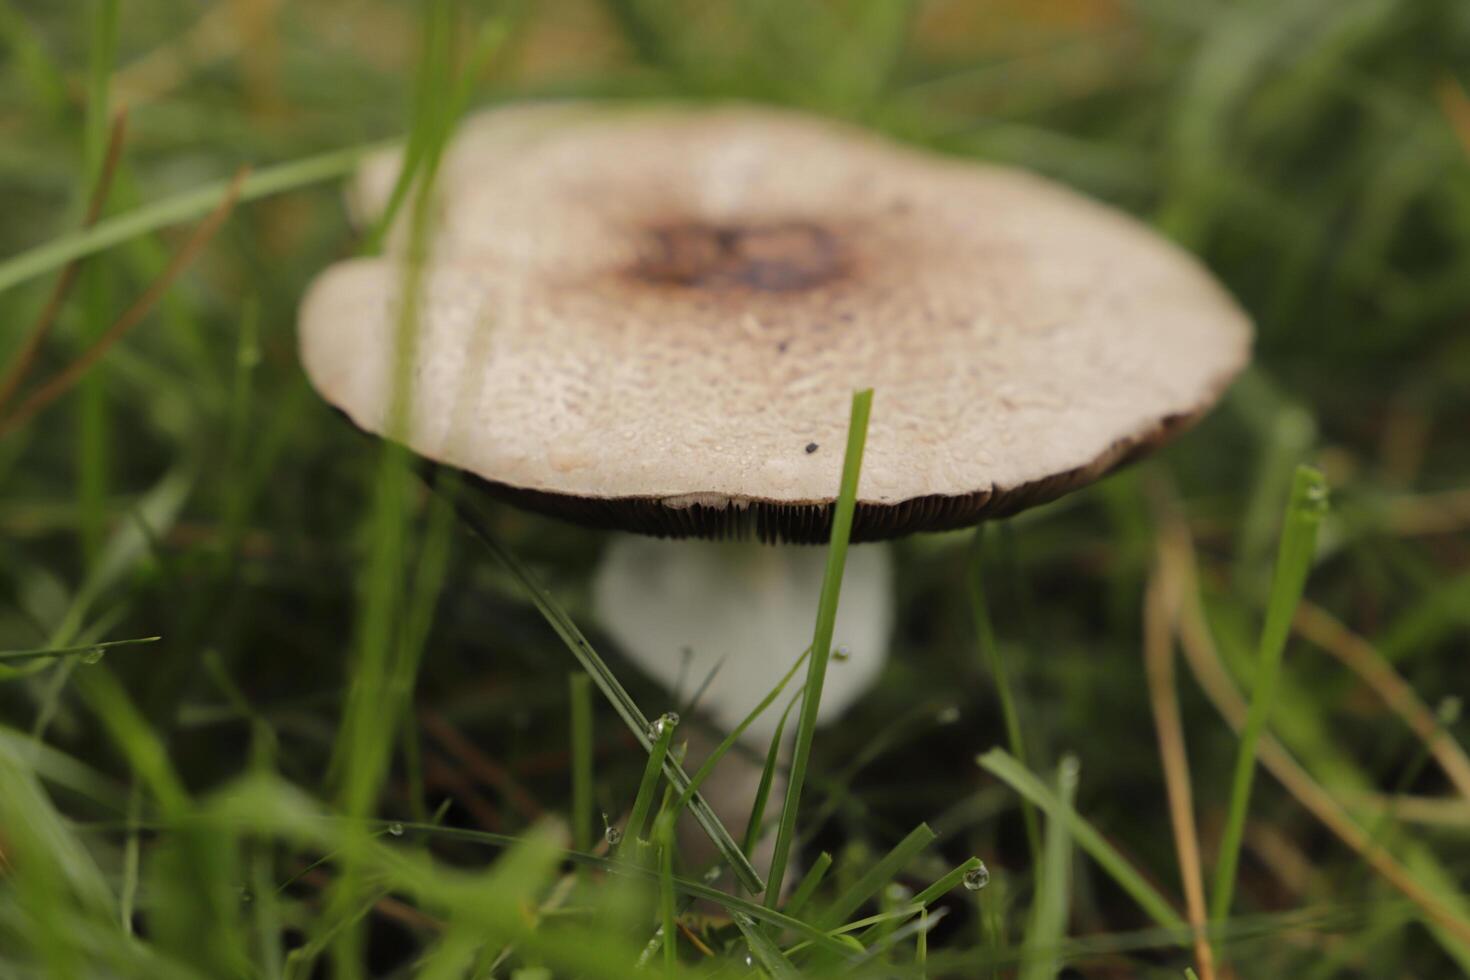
300,103,1252,543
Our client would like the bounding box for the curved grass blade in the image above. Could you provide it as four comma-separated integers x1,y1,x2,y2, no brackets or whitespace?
674,645,809,815
435,478,765,894
978,748,1188,936
817,823,936,929
0,142,383,297
852,856,985,946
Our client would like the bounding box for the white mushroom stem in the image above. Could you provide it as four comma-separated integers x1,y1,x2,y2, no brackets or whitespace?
592,534,893,878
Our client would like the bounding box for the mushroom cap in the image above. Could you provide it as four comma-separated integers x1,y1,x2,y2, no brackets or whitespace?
300,103,1252,543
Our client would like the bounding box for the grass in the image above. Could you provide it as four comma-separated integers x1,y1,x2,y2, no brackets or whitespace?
765,387,873,907
1209,464,1328,941
2,1,1469,977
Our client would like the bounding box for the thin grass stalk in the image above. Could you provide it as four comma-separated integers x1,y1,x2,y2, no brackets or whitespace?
674,645,809,816
657,813,678,976
439,488,766,894
745,689,800,858
0,142,381,296
77,0,120,565
570,673,594,855
1294,600,1470,803
783,851,832,919
0,169,250,437
0,112,126,415
979,748,1188,935
967,525,1042,874
1210,465,1328,933
764,387,873,907
1019,756,1078,980
818,823,935,929
1145,521,1216,980
621,713,679,853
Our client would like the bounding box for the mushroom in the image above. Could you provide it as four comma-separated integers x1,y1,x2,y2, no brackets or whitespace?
299,103,1251,879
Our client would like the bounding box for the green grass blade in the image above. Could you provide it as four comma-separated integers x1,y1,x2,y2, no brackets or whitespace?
764,387,873,906
74,663,190,816
0,725,126,809
1020,757,1078,980
0,635,159,663
784,851,832,919
656,813,679,976
1210,465,1329,930
968,526,1042,873
360,12,511,255
76,0,119,569
978,748,1188,935
0,143,382,297
912,856,987,909
852,856,985,947
622,712,678,852
0,0,67,114
818,823,936,929
745,689,801,858
675,645,809,814
83,0,117,185
918,907,929,973
570,672,594,855
733,910,802,980
439,480,766,894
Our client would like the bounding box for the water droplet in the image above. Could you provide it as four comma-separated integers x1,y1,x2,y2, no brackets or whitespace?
742,952,756,969
702,865,723,884
1302,479,1330,516
648,711,680,738
81,648,104,665
936,705,961,725
884,882,912,904
237,886,254,904
963,862,990,891
387,822,404,837
605,825,623,846
1059,755,1081,789
832,644,851,662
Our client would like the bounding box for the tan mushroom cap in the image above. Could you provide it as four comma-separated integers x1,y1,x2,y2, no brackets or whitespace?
300,103,1252,542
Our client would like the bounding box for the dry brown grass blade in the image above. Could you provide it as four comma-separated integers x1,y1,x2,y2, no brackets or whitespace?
1158,514,1470,950
1144,519,1217,980
0,111,129,415
1383,488,1470,536
1294,600,1470,803
1353,793,1470,827
422,751,506,832
0,165,248,438
678,918,716,957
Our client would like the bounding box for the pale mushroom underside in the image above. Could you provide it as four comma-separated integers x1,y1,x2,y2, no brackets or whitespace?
301,104,1252,542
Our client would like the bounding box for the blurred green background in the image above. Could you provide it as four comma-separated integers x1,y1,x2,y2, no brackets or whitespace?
1,1,1469,977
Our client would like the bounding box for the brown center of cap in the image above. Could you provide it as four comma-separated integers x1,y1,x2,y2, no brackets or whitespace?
629,221,847,292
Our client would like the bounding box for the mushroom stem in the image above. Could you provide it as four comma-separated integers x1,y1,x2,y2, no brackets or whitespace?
592,534,893,877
